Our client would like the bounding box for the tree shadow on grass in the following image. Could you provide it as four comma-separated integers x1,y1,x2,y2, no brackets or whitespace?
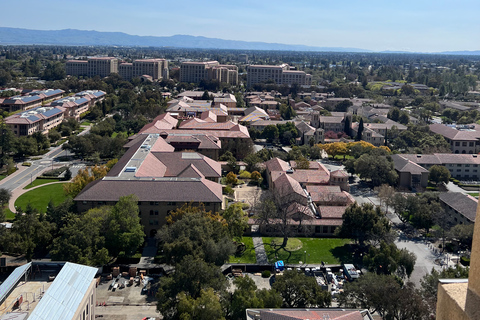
331,243,369,266
330,244,356,264
266,242,293,263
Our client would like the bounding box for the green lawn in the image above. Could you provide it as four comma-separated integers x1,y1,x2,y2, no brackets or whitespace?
0,175,5,181
24,178,61,189
4,208,15,220
229,237,256,264
262,237,352,264
468,192,479,197
15,183,68,213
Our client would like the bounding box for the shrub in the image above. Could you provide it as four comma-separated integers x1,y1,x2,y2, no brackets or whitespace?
238,170,251,179
251,171,261,181
42,166,68,177
22,162,32,167
261,270,271,278
223,186,234,196
226,172,238,185
241,203,250,210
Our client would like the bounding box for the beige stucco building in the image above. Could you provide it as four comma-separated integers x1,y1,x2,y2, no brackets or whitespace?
118,58,169,81
180,61,238,85
436,198,480,319
246,64,311,88
66,57,119,77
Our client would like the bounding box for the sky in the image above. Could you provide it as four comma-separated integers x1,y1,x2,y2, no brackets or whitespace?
1,0,479,52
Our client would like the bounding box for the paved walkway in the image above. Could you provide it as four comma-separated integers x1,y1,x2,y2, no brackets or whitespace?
8,180,68,213
137,238,157,267
252,235,268,265
445,181,468,194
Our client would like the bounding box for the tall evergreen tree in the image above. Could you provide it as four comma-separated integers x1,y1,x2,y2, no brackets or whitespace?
343,116,351,136
356,118,364,141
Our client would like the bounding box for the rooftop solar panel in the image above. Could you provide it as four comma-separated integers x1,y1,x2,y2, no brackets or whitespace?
75,98,89,104
27,115,40,122
42,108,62,118
21,96,41,103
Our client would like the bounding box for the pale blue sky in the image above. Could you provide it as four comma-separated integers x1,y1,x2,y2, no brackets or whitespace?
2,0,478,52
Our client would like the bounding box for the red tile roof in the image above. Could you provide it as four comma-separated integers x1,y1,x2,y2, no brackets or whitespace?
318,206,348,219
290,170,330,185
255,309,366,320
265,158,290,173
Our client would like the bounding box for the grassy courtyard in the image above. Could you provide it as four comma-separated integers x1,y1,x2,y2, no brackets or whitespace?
263,237,352,264
229,237,256,264
24,178,62,189
15,183,68,213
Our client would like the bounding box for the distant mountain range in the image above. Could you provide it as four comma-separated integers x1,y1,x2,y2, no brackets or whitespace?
0,27,478,55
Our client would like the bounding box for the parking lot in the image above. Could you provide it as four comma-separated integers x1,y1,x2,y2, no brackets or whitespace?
95,276,160,320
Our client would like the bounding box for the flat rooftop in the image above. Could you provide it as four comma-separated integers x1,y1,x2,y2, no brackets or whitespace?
0,276,53,318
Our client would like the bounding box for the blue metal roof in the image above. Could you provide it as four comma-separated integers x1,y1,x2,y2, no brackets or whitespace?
28,262,97,320
0,262,32,304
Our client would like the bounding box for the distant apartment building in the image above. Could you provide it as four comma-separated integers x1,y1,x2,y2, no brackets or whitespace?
118,59,169,81
66,57,119,77
238,54,248,63
180,61,238,85
246,64,312,88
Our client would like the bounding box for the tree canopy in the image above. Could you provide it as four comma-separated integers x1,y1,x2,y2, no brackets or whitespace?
159,204,236,266
272,270,331,308
337,203,391,246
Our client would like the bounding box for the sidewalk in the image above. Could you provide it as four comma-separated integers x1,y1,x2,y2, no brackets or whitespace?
252,235,268,265
8,179,67,213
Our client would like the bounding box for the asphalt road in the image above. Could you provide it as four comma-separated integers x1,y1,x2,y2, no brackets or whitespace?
319,159,447,287
0,126,91,191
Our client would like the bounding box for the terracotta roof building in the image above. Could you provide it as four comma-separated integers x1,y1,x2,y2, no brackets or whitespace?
75,134,223,237
50,90,105,120
5,105,65,137
0,89,65,112
260,157,353,237
246,308,373,320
